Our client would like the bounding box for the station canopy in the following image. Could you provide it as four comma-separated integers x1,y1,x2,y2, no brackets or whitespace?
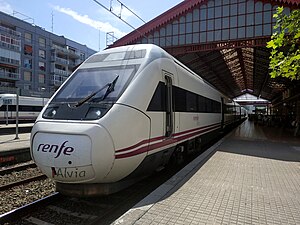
110,0,300,102
234,93,269,105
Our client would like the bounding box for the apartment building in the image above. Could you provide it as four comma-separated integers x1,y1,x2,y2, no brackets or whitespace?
0,11,96,98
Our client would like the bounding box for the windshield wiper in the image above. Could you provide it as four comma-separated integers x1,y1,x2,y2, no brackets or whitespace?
71,75,119,108
101,75,119,101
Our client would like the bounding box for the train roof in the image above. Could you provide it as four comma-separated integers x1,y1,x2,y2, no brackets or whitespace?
0,94,16,98
0,94,48,101
83,44,172,65
80,44,205,81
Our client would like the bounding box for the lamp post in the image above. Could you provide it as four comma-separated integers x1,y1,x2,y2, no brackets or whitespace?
41,87,46,106
15,87,20,140
98,27,101,51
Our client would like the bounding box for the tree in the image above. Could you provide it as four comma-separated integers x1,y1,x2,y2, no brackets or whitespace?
267,7,300,80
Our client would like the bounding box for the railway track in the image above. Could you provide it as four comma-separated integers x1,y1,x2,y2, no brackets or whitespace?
1,165,182,225
0,192,61,224
0,161,47,191
0,161,36,175
0,174,47,191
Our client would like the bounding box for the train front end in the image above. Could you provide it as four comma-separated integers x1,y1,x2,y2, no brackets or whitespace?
31,120,116,196
30,45,148,196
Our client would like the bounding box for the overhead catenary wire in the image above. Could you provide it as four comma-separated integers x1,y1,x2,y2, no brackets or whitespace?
92,0,148,40
116,0,146,24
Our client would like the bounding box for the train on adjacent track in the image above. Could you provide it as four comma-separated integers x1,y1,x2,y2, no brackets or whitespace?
30,44,246,196
0,94,48,123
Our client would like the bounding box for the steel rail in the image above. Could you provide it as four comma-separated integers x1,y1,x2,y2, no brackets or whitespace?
0,192,61,223
0,161,36,175
0,174,47,191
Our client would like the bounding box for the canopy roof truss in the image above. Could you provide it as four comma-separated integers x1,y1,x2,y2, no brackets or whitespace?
111,0,299,101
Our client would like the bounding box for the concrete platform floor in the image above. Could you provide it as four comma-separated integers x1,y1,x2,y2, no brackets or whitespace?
113,120,300,225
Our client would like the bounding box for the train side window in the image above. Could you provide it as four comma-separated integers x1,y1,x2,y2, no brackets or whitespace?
198,96,206,112
147,82,165,111
213,101,221,113
206,98,212,112
8,105,16,111
186,92,197,112
174,87,186,112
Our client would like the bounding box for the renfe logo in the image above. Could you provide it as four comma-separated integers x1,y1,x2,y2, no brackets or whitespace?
37,141,74,158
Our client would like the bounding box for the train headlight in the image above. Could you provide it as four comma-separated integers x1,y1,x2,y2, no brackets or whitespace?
43,107,58,119
85,107,102,120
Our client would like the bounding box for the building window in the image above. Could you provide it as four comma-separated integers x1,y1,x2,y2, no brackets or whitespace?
24,58,32,69
39,37,46,47
0,34,21,47
24,71,32,81
0,34,5,42
24,84,31,90
0,49,21,64
80,53,85,61
24,44,33,55
39,49,46,59
25,33,32,43
39,61,45,71
39,74,45,84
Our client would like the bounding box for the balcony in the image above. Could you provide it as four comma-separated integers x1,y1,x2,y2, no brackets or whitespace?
51,56,68,65
52,44,82,60
0,41,21,51
0,71,20,80
0,57,20,66
50,75,67,86
52,44,69,54
68,60,79,68
51,68,68,76
67,49,81,59
0,25,21,37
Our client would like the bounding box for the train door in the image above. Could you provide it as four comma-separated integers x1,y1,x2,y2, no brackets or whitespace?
164,71,174,137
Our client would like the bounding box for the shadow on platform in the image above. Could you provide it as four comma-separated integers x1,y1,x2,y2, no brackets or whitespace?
220,119,300,162
218,138,300,162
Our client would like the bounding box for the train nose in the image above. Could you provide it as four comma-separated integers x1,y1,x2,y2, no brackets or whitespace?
31,123,115,183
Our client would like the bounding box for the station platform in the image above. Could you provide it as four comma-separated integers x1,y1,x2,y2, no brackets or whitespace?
0,123,33,129
0,123,33,136
0,133,30,152
113,120,300,225
0,123,32,152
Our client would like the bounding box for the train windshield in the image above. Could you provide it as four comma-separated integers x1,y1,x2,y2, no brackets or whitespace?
52,65,138,103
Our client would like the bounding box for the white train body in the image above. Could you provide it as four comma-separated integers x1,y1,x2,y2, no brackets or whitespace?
0,94,48,122
30,44,242,196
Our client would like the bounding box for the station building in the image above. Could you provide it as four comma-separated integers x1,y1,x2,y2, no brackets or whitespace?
110,0,300,128
0,11,96,98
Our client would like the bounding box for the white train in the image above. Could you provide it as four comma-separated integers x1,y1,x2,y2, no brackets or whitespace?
30,44,244,196
0,94,48,123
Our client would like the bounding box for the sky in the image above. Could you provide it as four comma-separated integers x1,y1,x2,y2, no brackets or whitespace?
0,0,183,51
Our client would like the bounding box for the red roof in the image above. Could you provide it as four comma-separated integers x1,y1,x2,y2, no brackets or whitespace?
273,0,300,4
111,0,300,47
111,0,204,47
